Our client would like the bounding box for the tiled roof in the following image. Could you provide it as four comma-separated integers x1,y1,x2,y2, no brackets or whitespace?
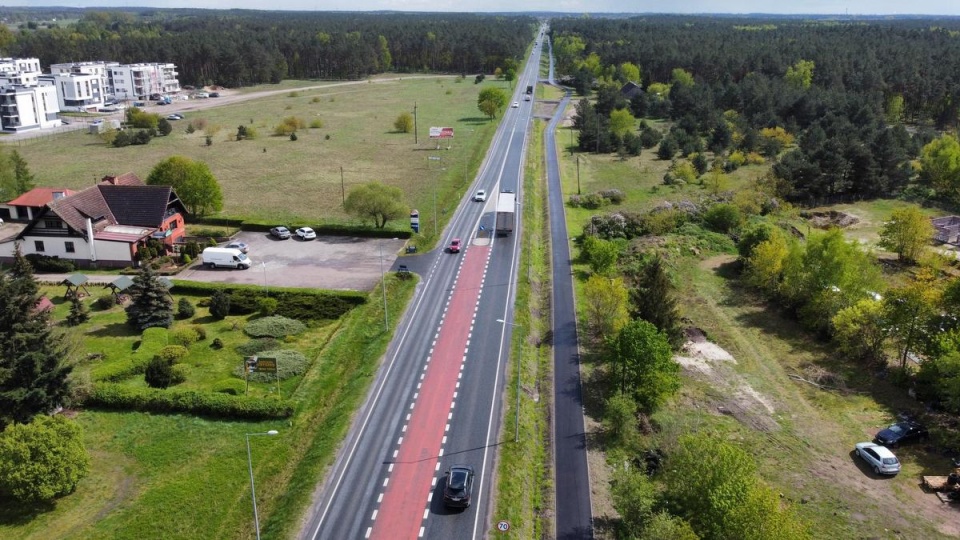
6,187,75,206
47,184,115,234
98,184,173,227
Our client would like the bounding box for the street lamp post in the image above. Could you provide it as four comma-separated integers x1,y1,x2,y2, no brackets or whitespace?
245,430,279,540
497,318,522,443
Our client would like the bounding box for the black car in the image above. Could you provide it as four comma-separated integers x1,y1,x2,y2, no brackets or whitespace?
442,465,475,508
874,421,929,447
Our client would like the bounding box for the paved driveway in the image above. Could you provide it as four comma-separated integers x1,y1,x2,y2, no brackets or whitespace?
179,232,408,291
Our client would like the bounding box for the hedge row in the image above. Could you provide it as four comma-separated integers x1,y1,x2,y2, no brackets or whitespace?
91,357,149,382
171,281,366,320
88,383,294,419
186,216,411,239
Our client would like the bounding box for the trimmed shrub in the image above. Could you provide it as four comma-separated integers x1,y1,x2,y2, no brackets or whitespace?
170,326,200,347
234,350,308,382
171,365,188,385
88,383,293,419
24,253,75,273
258,297,279,316
145,356,175,389
235,338,280,356
209,290,231,319
138,327,169,357
96,294,118,310
177,297,195,319
190,324,207,341
212,379,246,395
157,345,189,364
244,316,305,338
171,281,367,320
91,357,150,382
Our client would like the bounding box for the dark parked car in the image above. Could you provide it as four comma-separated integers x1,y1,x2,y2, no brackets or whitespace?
874,421,929,447
442,465,475,508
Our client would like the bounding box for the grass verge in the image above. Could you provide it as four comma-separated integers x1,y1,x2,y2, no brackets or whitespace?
493,119,553,538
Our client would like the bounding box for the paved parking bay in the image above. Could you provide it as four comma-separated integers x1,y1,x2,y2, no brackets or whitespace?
179,232,408,291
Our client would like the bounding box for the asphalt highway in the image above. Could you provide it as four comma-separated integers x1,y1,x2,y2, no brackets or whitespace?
299,28,545,540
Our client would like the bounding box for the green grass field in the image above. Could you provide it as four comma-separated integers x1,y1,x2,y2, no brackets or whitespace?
8,77,502,230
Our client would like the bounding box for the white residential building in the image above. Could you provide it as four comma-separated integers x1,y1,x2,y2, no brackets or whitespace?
39,72,107,111
0,82,60,132
108,62,180,101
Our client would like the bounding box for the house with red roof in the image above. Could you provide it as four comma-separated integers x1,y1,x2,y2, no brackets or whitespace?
0,174,188,268
0,187,75,222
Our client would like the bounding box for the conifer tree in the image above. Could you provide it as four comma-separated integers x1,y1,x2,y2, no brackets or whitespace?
630,255,685,348
66,296,89,326
0,248,72,428
209,289,231,320
125,264,173,331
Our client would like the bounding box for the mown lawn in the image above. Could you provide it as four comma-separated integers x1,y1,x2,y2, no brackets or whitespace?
8,76,503,231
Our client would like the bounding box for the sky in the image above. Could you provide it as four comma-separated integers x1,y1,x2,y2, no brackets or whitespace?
3,1,960,16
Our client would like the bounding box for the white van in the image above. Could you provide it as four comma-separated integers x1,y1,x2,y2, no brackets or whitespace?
201,247,252,269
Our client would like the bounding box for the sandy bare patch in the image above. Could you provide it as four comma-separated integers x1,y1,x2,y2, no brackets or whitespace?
675,338,780,432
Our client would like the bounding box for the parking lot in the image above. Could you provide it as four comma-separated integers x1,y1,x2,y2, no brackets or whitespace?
178,232,409,291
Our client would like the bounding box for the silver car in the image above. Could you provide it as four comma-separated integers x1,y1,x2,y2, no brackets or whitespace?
270,226,291,239
855,442,901,475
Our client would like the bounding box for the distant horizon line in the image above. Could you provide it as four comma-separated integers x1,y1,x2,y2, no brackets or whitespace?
4,6,960,17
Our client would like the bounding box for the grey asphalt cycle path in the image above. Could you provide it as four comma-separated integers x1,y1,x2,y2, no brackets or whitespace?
544,81,594,539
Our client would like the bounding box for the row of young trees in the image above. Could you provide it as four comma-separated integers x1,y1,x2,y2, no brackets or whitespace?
3,9,534,86
556,16,960,206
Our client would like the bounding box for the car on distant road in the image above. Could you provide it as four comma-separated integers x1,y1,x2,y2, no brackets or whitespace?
855,442,901,475
270,226,291,239
209,92,220,98
442,465,475,508
225,241,249,253
91,119,103,125
524,95,531,101
511,101,519,108
874,421,929,447
295,227,317,240
166,114,183,121
473,189,487,202
448,238,461,253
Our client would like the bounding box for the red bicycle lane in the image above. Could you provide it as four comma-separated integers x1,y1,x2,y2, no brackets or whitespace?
369,243,491,540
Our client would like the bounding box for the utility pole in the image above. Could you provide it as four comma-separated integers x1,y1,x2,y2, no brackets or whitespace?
576,156,581,194
340,166,345,206
413,102,418,145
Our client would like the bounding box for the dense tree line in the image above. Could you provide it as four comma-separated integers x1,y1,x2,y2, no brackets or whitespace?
553,16,960,205
2,9,534,87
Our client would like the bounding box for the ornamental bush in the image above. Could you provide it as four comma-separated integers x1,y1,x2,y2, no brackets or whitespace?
170,325,200,347
156,345,189,364
177,297,196,319
244,316,306,338
0,415,90,502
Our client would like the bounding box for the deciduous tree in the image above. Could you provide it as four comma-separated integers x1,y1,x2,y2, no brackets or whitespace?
344,182,407,229
582,275,629,340
477,87,508,119
146,156,223,216
393,112,413,133
609,319,679,412
878,207,934,263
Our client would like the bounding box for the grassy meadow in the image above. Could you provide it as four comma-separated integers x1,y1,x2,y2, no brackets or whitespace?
7,77,502,234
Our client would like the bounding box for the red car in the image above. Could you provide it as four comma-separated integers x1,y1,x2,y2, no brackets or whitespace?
449,238,462,253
